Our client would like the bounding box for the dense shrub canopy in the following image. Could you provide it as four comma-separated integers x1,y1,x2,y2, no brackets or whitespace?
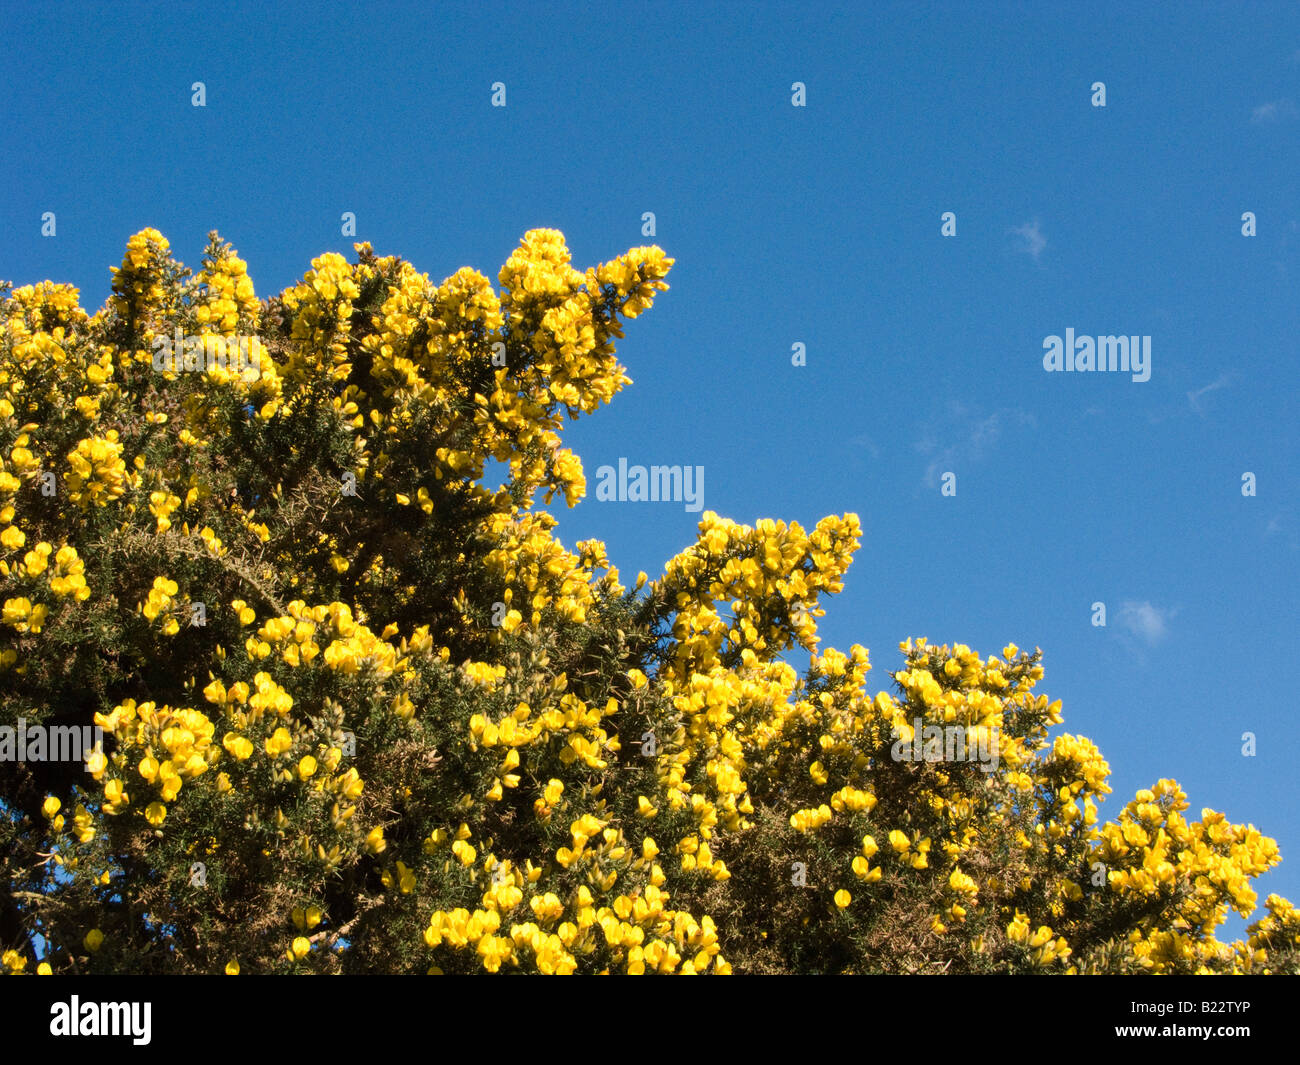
1,229,1295,974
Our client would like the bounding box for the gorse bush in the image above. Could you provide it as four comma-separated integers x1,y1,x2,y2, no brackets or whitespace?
1,228,1295,975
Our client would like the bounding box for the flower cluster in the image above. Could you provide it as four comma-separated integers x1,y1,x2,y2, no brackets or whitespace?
0,230,1292,976
65,433,128,507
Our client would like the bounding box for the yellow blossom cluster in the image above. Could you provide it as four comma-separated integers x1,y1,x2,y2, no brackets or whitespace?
88,700,219,820
659,511,862,673
74,628,377,897
193,235,260,336
2,230,1294,977
239,599,402,679
65,433,129,507
139,575,181,634
279,252,360,387
1,595,48,636
482,508,607,631
1006,910,1072,967
422,864,728,974
1092,780,1281,954
108,229,174,348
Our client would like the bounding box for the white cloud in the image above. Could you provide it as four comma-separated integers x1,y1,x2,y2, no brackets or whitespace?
1010,219,1047,261
1186,373,1231,415
849,432,881,460
915,402,1035,488
1251,98,1297,124
1119,601,1174,645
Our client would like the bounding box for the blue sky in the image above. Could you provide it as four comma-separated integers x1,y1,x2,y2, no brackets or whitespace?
3,1,1297,941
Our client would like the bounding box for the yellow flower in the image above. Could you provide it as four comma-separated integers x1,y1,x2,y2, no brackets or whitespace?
158,765,182,802
42,796,61,819
2,596,47,633
225,960,240,975
1006,911,1030,943
23,547,50,578
834,889,852,909
84,929,104,953
948,868,979,895
297,755,318,780
223,732,254,760
144,802,167,826
64,435,127,508
265,727,293,757
291,936,311,959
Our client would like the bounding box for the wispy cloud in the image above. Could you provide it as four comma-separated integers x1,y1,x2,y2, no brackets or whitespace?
1010,218,1047,261
1263,512,1300,549
849,432,881,460
1145,373,1235,425
1119,601,1175,645
1251,98,1297,124
915,402,1035,489
1186,373,1231,415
